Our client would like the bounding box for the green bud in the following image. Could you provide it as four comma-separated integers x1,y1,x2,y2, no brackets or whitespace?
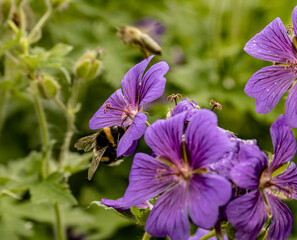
50,0,70,10
74,49,103,80
36,74,59,99
0,0,12,22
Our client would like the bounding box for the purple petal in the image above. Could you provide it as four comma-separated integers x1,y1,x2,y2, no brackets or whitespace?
285,81,297,128
122,153,175,208
188,174,232,229
139,61,169,106
121,56,154,106
293,6,297,38
172,98,200,121
231,144,267,189
101,197,152,211
272,162,297,200
185,109,233,169
266,194,293,240
269,115,297,172
244,65,296,114
117,112,146,157
226,190,267,240
145,183,189,240
89,89,126,129
244,18,296,63
144,112,187,166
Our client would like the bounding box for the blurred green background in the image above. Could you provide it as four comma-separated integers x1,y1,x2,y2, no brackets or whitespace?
0,0,297,239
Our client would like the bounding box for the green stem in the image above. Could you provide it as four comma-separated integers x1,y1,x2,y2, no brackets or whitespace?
33,95,49,147
54,202,65,240
27,6,53,43
58,78,81,168
142,232,151,240
33,94,50,178
0,90,7,136
200,229,216,240
146,121,150,127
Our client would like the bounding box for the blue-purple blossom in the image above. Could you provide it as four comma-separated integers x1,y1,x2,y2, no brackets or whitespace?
225,115,297,240
121,110,233,240
171,98,200,121
244,6,297,128
89,56,169,157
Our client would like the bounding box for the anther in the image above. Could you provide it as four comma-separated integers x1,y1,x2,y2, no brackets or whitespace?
286,24,294,35
167,93,182,106
103,101,111,114
210,99,222,111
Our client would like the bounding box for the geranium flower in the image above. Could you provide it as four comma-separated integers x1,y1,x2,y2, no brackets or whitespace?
226,115,297,240
89,56,169,157
244,6,297,127
121,110,233,240
171,98,200,121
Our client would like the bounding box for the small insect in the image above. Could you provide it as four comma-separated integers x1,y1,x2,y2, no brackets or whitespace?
117,26,162,58
74,126,126,180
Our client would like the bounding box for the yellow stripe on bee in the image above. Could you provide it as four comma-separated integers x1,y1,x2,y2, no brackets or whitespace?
103,127,116,147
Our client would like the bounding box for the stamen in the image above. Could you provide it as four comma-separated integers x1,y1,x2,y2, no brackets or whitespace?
103,100,130,114
286,24,294,35
167,93,182,106
210,99,222,111
285,59,297,74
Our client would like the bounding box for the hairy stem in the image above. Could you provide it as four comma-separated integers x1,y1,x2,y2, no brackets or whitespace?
28,6,53,43
54,202,65,240
200,229,216,240
33,94,50,177
58,78,81,168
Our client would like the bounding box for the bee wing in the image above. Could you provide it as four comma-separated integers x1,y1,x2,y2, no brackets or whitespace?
140,33,162,55
87,146,108,180
74,132,99,152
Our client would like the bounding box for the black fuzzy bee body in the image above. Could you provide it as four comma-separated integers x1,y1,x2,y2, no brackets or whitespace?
74,126,126,180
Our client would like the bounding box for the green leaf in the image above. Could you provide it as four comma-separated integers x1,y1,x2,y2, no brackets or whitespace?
48,43,73,58
30,179,77,205
62,152,92,175
130,206,151,226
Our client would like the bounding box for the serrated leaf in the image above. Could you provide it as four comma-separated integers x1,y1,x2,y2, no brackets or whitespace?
48,43,73,58
63,152,92,175
130,206,150,226
30,180,77,205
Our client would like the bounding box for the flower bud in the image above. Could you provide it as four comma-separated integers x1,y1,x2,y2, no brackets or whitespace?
36,74,59,99
74,49,103,80
0,0,12,22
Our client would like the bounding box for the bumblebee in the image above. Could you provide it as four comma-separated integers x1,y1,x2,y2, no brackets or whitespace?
74,126,126,180
117,26,162,58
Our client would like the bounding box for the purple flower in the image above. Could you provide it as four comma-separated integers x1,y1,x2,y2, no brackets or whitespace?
225,115,297,240
244,6,297,127
89,56,169,157
121,110,233,240
171,98,200,121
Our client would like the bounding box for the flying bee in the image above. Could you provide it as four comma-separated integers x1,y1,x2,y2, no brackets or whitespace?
117,26,162,58
74,126,126,180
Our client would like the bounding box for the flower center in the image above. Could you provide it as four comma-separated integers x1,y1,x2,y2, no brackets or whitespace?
260,170,294,200
103,101,138,127
285,59,297,74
